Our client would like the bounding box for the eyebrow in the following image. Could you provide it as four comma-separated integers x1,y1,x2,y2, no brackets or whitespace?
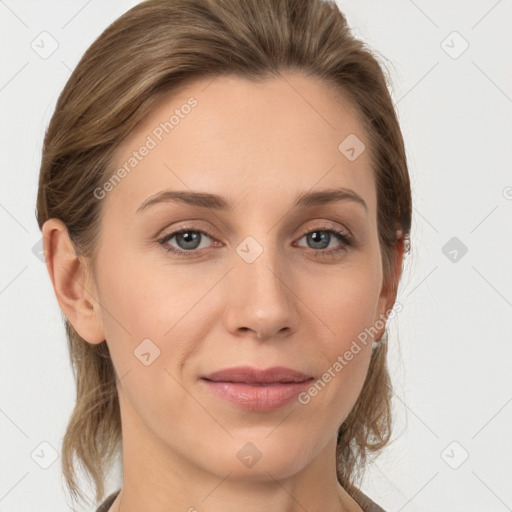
136,187,368,214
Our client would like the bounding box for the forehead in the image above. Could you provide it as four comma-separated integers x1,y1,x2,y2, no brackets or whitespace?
103,72,376,217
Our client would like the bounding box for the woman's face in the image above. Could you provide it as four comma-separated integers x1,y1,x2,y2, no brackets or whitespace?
81,73,399,481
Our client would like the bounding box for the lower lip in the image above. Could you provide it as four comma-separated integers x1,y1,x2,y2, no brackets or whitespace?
201,379,313,411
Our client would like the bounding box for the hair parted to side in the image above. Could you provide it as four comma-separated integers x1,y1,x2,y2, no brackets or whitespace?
36,0,412,507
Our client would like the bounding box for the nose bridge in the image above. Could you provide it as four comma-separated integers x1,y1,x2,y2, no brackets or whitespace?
224,231,296,338
236,233,288,303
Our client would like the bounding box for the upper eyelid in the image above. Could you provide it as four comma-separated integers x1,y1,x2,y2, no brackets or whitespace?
159,223,352,247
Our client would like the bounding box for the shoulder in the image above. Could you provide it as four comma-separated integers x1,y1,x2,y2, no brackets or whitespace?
94,489,121,512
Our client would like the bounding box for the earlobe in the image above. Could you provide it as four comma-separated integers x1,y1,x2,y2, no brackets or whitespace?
41,218,105,345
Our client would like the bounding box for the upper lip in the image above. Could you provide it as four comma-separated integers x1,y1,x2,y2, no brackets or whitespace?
201,366,313,384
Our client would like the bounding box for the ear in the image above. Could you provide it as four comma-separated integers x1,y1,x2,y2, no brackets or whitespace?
41,218,105,344
375,229,405,339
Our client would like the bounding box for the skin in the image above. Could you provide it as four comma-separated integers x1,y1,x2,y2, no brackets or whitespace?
43,72,404,512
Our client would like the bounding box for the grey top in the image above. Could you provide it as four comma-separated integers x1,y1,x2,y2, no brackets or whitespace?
351,486,388,512
94,487,387,512
95,491,119,512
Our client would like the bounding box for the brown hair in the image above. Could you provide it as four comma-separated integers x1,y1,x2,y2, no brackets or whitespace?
36,0,412,507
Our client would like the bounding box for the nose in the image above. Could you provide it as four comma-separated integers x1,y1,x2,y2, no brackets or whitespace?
223,241,298,341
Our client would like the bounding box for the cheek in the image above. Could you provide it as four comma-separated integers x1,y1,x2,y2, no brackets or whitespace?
94,244,225,390
297,258,382,408
321,288,376,389
94,251,205,425
304,259,382,346
96,244,201,338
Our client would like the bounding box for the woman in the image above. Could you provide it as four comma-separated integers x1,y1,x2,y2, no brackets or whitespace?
36,0,411,511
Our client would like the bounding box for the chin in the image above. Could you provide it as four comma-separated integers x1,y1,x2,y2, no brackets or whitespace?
200,433,315,482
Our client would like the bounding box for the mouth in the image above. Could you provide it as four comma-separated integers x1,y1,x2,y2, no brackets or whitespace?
201,365,313,384
200,366,314,411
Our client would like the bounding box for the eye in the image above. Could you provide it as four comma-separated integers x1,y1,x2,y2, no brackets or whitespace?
159,227,217,255
158,223,353,258
295,225,352,256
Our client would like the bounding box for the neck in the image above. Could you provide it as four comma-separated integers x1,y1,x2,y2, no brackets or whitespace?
109,388,363,512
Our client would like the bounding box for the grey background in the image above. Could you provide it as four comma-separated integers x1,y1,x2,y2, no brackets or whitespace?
1,1,511,511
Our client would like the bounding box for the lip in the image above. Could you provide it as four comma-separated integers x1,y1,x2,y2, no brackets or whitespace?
202,365,312,384
200,366,314,411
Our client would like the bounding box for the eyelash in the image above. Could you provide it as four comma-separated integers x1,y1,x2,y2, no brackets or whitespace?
157,223,353,258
